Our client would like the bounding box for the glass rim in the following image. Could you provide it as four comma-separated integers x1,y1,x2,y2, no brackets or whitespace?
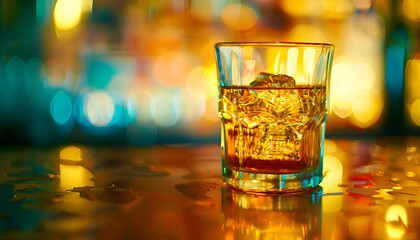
215,41,334,48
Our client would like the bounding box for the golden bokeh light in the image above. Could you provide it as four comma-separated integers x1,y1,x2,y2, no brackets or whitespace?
320,0,354,19
385,204,408,239
59,146,82,162
288,24,327,43
353,61,375,91
351,92,381,128
320,154,343,213
278,0,318,17
321,155,343,191
324,139,337,153
186,66,207,98
203,64,219,98
409,99,420,126
54,0,83,30
330,57,383,128
152,51,191,88
332,86,354,118
221,4,258,31
82,0,93,13
405,58,420,126
320,154,343,214
402,0,420,22
59,164,94,191
180,89,206,123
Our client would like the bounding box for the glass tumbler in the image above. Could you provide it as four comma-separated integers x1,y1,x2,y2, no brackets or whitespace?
215,42,334,192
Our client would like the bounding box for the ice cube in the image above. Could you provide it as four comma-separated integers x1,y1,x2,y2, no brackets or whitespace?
250,72,296,88
238,89,258,106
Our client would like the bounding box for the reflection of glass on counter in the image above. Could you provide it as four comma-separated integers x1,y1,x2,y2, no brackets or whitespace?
221,187,322,239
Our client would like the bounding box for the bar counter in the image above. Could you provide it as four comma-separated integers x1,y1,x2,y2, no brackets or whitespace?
0,137,419,239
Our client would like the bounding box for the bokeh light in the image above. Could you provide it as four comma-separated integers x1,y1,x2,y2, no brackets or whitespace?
86,91,115,127
150,89,182,127
59,163,94,191
401,0,420,22
321,154,343,212
353,62,375,91
351,92,380,128
129,88,153,125
54,0,82,30
82,0,93,13
288,24,327,43
152,51,191,88
405,58,420,126
320,0,354,19
409,99,420,126
59,146,82,162
330,56,383,128
50,91,72,125
73,94,92,127
221,4,258,31
186,66,207,98
331,61,355,118
278,0,319,18
180,90,205,123
385,204,408,239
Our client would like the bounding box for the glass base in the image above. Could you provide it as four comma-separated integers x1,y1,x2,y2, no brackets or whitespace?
222,165,323,193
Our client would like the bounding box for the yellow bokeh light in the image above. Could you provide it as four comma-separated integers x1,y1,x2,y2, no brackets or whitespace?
406,58,420,89
351,92,376,126
324,139,337,153
59,164,94,191
331,61,355,118
289,24,326,43
332,86,354,118
409,99,420,126
353,61,375,91
186,66,207,98
59,146,82,162
54,0,83,30
405,58,420,121
180,90,206,123
385,204,408,239
278,0,318,17
221,4,258,31
204,64,218,98
332,62,355,88
320,154,343,213
82,0,93,13
402,0,420,22
320,0,354,19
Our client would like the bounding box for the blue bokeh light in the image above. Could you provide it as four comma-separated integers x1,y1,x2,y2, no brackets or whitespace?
50,91,72,125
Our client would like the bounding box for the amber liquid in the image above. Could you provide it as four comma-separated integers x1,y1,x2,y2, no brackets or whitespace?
219,86,327,174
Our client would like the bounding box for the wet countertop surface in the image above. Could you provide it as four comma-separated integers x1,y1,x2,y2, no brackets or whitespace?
1,137,420,239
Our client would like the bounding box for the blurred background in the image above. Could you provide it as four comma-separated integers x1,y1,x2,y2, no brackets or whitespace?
0,0,419,146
